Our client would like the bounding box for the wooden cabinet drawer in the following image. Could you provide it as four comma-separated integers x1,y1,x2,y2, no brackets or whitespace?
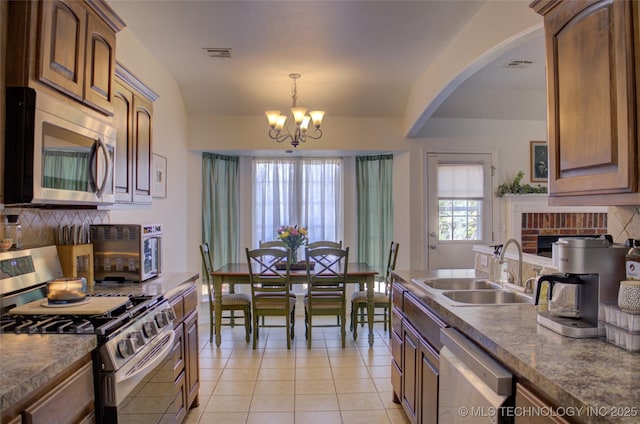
392,281,404,309
22,361,94,424
183,285,198,317
170,294,184,325
404,293,446,351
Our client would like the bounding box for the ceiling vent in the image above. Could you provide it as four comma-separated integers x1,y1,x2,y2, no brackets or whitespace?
504,59,534,69
203,48,232,59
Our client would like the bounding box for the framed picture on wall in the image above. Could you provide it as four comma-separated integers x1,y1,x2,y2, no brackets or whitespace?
530,141,548,182
152,154,167,198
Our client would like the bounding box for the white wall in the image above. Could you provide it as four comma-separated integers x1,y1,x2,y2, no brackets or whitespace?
112,29,192,273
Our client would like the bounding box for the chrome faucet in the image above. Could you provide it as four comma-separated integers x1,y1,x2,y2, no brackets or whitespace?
498,238,523,287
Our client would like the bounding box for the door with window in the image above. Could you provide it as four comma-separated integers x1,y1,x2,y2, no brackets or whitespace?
427,153,493,270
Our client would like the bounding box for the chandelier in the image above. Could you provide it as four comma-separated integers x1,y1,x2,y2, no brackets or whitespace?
265,73,325,148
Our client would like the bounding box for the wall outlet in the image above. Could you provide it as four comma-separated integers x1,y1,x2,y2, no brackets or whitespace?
480,254,488,267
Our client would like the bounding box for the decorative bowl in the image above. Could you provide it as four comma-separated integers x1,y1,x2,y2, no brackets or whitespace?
618,280,640,314
0,239,12,251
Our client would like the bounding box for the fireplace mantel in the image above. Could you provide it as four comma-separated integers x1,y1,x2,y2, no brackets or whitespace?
504,194,608,242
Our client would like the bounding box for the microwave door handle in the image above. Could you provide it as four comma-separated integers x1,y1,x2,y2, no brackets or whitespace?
94,137,112,198
88,140,99,193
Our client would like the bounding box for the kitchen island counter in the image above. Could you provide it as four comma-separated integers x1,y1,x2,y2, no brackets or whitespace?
393,269,640,424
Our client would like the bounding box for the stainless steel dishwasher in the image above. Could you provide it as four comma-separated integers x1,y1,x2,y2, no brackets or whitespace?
438,328,514,424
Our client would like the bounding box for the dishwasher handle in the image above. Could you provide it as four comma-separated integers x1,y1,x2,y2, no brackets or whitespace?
440,327,512,396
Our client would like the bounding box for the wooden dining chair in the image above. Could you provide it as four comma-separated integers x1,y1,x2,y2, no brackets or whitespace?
245,247,296,349
304,246,349,348
304,240,343,325
199,243,252,343
350,241,399,340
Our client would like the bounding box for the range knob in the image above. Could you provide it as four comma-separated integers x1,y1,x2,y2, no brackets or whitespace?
117,339,135,358
129,331,145,349
155,311,169,328
165,308,176,321
143,321,158,337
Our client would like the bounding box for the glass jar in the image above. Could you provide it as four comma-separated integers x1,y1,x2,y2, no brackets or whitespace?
3,215,22,249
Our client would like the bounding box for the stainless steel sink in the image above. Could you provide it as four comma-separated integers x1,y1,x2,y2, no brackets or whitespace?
442,290,533,305
419,278,502,290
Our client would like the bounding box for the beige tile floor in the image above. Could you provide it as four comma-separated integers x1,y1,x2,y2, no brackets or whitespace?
183,302,410,424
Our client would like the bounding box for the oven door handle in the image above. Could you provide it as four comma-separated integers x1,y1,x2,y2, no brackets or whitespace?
116,327,176,384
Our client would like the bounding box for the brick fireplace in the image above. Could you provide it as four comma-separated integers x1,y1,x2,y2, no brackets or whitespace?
520,212,608,254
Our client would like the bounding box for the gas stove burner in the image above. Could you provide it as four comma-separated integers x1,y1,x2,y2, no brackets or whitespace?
1,315,95,334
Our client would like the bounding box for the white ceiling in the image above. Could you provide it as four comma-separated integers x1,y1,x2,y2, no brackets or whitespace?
110,0,546,131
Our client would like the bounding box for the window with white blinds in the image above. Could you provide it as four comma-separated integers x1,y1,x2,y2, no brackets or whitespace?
437,163,484,241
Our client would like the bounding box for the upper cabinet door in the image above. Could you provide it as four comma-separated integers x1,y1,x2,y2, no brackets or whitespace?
113,80,134,203
537,0,638,204
83,10,116,115
133,95,153,203
38,0,87,100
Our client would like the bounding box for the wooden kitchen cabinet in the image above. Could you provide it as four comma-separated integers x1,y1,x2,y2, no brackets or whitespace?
515,383,574,424
6,0,124,116
1,355,94,424
168,283,200,422
531,0,640,206
113,64,158,205
402,320,420,424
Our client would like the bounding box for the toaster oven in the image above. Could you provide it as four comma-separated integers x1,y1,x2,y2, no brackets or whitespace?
90,224,162,282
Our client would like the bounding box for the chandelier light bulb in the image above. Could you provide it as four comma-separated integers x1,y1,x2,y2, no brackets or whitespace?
265,110,281,129
309,110,325,129
275,115,287,131
291,107,308,125
300,116,311,132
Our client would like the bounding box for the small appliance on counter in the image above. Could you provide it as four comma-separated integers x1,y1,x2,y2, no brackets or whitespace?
90,224,162,283
534,237,627,338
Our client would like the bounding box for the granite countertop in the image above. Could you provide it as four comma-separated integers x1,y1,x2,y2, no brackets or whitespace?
393,269,640,424
0,272,199,415
88,272,199,299
0,334,96,412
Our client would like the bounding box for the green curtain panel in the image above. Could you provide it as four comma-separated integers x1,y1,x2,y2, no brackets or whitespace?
202,153,239,270
43,150,90,191
356,154,393,275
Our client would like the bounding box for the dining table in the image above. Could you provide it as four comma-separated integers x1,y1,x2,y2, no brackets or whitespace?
210,262,379,347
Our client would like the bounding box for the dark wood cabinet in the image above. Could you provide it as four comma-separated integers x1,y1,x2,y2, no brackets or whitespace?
402,321,420,424
168,283,200,422
38,0,87,101
83,8,116,115
7,0,124,116
515,383,574,424
532,0,640,205
113,64,158,205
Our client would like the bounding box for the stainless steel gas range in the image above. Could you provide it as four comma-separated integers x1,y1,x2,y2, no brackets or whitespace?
0,246,178,424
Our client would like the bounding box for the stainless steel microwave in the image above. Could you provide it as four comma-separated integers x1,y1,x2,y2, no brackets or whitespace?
90,224,162,282
4,87,116,206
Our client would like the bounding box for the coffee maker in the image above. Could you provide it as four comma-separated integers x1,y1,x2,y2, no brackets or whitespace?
534,237,626,338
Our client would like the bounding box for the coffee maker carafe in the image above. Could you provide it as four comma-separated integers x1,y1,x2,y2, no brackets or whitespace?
534,237,626,338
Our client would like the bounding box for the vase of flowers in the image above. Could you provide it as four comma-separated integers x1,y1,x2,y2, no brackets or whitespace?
277,225,308,263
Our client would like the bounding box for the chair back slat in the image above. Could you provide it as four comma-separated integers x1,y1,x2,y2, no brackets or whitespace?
306,247,349,291
259,240,289,249
246,247,291,293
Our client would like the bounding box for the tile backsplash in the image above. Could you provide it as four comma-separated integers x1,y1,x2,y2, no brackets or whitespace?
607,206,640,242
1,208,109,248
